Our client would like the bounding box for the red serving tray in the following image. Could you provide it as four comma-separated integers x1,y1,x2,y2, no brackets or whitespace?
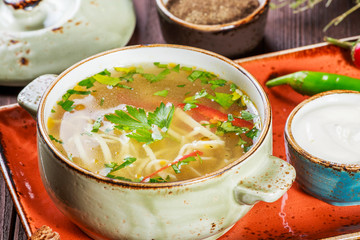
1,38,360,239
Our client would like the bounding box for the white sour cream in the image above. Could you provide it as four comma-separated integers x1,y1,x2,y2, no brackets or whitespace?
291,93,360,165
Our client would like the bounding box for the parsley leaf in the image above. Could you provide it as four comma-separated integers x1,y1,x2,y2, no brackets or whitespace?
240,111,257,121
93,74,121,86
116,84,133,90
209,79,227,90
187,70,204,82
57,89,92,111
171,156,197,174
105,157,137,173
100,97,105,106
154,90,169,97
172,64,180,72
206,92,235,109
149,176,170,183
154,62,168,68
216,121,249,136
106,106,149,131
57,100,75,111
49,135,63,144
230,83,238,92
105,103,175,144
91,117,103,133
78,77,96,89
114,67,139,82
183,103,197,111
77,69,110,88
181,66,193,71
245,127,260,139
106,175,133,182
148,102,175,129
141,69,171,83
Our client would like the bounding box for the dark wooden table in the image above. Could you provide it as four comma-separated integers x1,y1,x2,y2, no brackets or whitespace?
1,1,360,239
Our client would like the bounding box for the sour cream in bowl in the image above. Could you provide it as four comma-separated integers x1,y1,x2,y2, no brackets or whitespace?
285,90,360,206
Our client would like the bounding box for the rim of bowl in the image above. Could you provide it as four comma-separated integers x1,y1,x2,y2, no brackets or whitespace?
155,0,270,32
285,90,360,172
38,44,271,188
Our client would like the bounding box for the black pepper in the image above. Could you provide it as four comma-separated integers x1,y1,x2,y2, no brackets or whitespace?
166,0,260,25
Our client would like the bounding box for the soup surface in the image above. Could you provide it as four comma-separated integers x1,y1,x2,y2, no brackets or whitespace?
47,63,260,182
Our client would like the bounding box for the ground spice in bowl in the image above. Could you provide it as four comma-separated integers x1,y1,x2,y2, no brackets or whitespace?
165,0,260,25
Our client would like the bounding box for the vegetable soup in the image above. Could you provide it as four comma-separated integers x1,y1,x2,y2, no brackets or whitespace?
47,62,261,183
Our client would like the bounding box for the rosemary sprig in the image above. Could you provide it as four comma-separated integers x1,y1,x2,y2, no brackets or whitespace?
270,0,360,32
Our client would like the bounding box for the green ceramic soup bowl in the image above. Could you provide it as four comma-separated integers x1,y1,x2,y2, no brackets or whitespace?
18,44,295,240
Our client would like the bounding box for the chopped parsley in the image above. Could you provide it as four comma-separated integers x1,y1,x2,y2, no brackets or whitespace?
181,66,193,71
100,97,105,106
149,176,170,183
106,175,133,182
172,64,180,72
142,69,171,83
93,74,121,86
208,79,227,90
91,117,103,133
171,156,197,174
240,110,257,121
154,62,168,68
49,135,63,144
57,89,92,111
105,157,137,174
206,92,234,109
245,127,260,139
183,103,197,111
154,90,169,97
105,102,175,144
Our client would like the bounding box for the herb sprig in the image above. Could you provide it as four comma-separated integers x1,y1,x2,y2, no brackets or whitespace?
105,102,175,144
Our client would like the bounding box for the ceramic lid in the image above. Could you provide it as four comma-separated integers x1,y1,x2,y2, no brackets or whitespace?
0,0,136,86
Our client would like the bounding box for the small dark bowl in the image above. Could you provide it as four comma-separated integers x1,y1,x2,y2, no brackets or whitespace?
156,0,270,58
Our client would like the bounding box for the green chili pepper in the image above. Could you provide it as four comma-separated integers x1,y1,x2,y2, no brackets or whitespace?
265,71,360,95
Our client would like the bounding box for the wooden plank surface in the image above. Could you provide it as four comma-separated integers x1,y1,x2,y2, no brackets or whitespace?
1,1,360,239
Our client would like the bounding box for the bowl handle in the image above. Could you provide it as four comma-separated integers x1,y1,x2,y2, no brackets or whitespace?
234,155,295,205
17,74,58,119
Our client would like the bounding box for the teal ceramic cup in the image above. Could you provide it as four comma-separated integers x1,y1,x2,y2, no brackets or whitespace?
285,90,360,206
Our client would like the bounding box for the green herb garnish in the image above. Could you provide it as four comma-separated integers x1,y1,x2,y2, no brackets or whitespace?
49,135,63,144
183,103,197,111
206,92,235,109
149,176,170,183
154,90,169,97
171,156,197,174
106,175,133,182
141,69,171,83
172,64,180,72
245,127,260,139
105,103,175,144
209,79,227,90
100,97,105,106
181,66,193,71
154,62,168,68
57,89,92,111
116,84,133,90
91,117,103,133
240,111,257,121
105,157,137,173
